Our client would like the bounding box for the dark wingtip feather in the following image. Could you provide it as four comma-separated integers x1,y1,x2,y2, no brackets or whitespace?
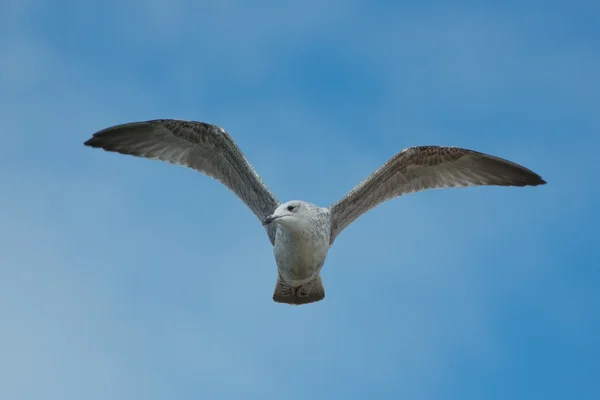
83,121,152,149
477,151,547,188
83,136,99,147
527,172,546,186
518,175,546,187
84,127,112,148
83,134,114,149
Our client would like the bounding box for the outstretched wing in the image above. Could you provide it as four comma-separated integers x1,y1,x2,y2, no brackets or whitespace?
84,119,280,244
329,146,546,244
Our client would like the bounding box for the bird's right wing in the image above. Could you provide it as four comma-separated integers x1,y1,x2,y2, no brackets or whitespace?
328,146,546,244
84,119,280,244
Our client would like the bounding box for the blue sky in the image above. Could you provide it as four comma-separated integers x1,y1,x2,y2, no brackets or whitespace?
1,1,598,399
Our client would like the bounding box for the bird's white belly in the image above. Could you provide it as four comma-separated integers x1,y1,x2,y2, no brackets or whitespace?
274,229,328,285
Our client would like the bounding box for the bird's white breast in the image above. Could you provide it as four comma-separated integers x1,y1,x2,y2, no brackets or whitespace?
273,226,329,285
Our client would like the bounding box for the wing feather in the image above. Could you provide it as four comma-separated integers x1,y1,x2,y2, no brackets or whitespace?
84,119,280,244
329,146,545,243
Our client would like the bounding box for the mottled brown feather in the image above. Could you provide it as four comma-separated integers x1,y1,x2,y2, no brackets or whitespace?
329,146,546,243
84,119,280,244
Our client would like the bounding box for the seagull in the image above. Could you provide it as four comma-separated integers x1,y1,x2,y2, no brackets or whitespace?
85,119,546,305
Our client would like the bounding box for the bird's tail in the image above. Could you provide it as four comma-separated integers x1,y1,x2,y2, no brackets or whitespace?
273,275,325,305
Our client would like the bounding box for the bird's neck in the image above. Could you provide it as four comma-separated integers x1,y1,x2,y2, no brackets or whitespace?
278,222,312,238
277,218,329,246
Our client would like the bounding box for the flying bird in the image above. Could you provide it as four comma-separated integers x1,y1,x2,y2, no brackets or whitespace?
84,119,546,305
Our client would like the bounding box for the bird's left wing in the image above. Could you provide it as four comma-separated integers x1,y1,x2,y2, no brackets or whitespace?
85,119,280,244
328,146,546,244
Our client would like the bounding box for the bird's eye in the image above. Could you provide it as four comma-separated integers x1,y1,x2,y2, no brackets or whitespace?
287,205,295,212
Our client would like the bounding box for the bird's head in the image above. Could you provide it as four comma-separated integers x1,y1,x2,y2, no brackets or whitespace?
262,201,317,232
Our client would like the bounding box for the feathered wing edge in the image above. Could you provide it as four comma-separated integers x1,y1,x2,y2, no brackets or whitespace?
328,146,546,244
84,119,280,244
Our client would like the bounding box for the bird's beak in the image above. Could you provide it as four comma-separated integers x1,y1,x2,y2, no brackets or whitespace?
262,215,280,226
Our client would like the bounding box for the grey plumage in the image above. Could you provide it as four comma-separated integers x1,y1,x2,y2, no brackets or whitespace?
85,119,546,305
84,119,280,244
329,146,546,243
